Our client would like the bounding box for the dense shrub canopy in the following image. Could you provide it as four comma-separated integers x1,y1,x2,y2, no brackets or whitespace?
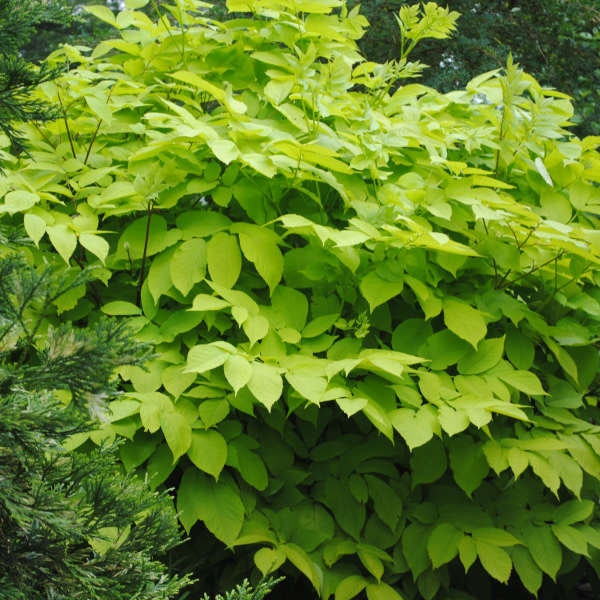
1,0,600,598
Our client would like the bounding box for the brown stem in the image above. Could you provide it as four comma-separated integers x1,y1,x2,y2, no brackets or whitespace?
57,90,76,159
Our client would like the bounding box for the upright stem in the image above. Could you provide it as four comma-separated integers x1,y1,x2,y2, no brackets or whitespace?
136,200,154,306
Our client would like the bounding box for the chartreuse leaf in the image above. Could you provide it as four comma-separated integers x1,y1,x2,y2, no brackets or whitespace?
360,271,404,312
391,406,437,450
523,525,562,579
185,342,233,374
24,213,46,245
282,543,323,594
457,337,504,375
207,232,241,288
224,354,252,394
335,575,368,600
177,470,244,545
47,224,77,263
159,410,192,462
427,523,462,568
476,541,512,583
458,536,477,572
366,582,405,600
246,362,283,410
498,370,547,396
169,238,207,296
237,224,284,294
443,298,487,348
551,524,589,555
80,233,110,263
254,547,286,575
511,546,543,596
187,430,228,479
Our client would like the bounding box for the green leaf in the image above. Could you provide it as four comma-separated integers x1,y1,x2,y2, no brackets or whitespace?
402,522,431,578
524,525,562,579
254,547,286,576
185,343,232,374
207,232,241,289
1,190,39,213
554,500,595,525
357,546,384,581
190,294,231,311
360,271,404,312
448,436,489,496
246,362,283,410
427,523,462,568
438,405,470,436
170,238,207,296
475,540,512,583
472,528,521,547
187,430,228,479
282,543,322,593
511,546,543,596
288,503,336,552
335,575,368,600
391,406,437,450
24,213,46,246
506,329,535,369
84,4,118,26
303,313,339,338
443,298,487,348
498,370,547,395
243,314,270,346
410,437,447,486
551,524,588,555
101,300,142,316
47,224,77,263
79,233,110,263
224,355,252,394
228,440,269,491
457,337,504,375
366,582,405,600
157,411,191,465
238,226,283,294
458,535,477,572
177,470,244,544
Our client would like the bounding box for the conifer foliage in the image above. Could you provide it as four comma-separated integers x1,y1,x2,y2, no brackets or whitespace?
0,251,190,599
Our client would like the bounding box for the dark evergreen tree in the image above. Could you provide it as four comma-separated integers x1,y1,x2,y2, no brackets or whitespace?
0,250,191,599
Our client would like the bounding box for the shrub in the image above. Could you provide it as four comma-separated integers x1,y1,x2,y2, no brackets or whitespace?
1,0,600,598
0,250,190,599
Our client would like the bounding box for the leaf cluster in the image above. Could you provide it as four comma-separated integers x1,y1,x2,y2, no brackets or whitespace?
1,1,600,599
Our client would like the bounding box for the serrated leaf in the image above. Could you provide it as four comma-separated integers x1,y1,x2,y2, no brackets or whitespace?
443,298,487,348
187,429,227,479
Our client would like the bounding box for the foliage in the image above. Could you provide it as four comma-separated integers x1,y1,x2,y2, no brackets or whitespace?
200,577,283,600
0,0,71,156
351,0,600,138
0,249,191,599
2,0,600,598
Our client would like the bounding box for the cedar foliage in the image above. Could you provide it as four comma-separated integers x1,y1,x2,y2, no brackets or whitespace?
0,250,191,599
